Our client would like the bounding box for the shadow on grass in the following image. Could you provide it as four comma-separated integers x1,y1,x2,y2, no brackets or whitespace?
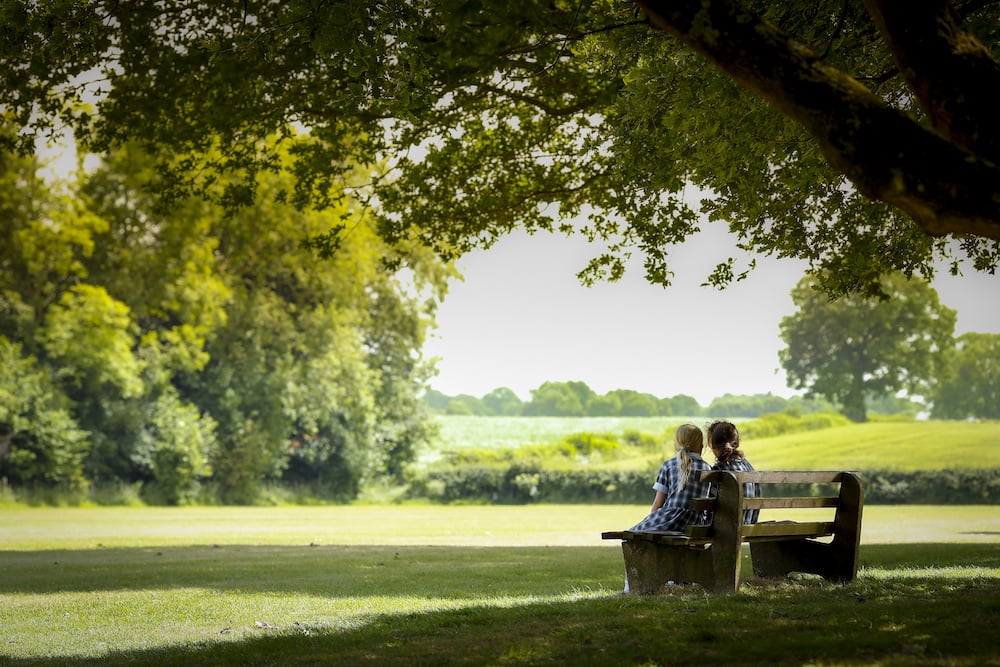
2,542,998,597
2,543,999,666
4,573,1000,666
0,544,619,598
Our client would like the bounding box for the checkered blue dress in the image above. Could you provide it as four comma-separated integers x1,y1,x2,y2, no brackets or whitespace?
712,456,762,524
629,452,712,532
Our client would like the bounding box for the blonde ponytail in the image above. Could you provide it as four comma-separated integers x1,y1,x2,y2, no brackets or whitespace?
673,424,704,489
677,447,692,489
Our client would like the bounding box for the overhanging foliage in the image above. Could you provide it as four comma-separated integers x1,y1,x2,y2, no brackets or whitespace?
4,1,1000,295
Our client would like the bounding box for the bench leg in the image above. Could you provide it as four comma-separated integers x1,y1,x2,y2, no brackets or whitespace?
620,541,714,594
750,538,858,582
751,473,863,584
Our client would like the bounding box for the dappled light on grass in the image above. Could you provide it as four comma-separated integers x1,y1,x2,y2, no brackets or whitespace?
0,543,619,661
862,566,1000,580
0,586,610,661
2,507,999,665
2,576,998,666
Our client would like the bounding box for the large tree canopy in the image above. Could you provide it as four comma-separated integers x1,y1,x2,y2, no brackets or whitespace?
4,0,1000,294
0,139,446,503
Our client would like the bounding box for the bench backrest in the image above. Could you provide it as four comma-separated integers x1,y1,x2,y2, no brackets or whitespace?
685,470,864,546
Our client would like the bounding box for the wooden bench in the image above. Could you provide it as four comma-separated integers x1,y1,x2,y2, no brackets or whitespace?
602,470,864,594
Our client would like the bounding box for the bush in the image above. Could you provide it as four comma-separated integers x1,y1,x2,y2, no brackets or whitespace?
863,469,1000,504
408,466,657,504
738,411,851,439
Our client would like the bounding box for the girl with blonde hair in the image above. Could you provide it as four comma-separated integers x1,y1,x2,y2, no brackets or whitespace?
627,423,712,532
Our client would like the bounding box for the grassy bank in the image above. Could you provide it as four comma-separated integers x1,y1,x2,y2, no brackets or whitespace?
1,505,998,665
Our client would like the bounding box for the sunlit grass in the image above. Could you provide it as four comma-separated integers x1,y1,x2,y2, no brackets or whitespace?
2,505,998,665
2,504,997,551
746,420,1000,471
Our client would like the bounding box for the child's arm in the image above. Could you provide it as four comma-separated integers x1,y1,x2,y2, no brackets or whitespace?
649,490,667,512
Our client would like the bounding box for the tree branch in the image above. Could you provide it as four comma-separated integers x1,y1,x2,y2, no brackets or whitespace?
633,0,1000,241
864,0,1000,163
479,83,611,116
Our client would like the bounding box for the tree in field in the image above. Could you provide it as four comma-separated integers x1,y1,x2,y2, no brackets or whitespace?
606,389,661,417
481,387,524,417
444,395,487,416
422,390,452,414
932,333,1000,420
3,1,999,297
665,394,702,416
779,274,956,422
706,393,790,418
585,393,624,417
523,382,589,416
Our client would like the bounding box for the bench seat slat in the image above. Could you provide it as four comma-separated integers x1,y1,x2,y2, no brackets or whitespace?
601,530,709,545
742,520,834,539
607,521,835,542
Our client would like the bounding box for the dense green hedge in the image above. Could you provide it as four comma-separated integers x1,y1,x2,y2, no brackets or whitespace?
862,469,1000,504
407,467,1000,505
408,466,652,504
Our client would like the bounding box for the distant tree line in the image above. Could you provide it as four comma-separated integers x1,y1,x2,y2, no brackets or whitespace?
422,383,902,419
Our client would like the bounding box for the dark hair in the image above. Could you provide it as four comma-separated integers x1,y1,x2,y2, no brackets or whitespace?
707,420,744,464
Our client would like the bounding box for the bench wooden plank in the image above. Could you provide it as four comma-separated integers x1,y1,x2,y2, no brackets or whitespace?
606,522,836,543
685,524,713,539
744,496,839,509
742,521,835,539
688,497,718,511
696,470,851,484
602,530,706,545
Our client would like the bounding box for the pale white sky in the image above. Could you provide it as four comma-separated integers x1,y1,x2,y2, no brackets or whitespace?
422,225,1000,407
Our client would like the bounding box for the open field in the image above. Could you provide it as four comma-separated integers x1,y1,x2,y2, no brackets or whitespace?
1,505,998,665
428,416,1000,471
745,420,1000,471
425,416,689,459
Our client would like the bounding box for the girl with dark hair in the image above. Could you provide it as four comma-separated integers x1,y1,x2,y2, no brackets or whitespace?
707,420,761,524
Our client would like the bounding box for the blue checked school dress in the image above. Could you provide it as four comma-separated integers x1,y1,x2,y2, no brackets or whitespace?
629,452,712,532
711,456,762,524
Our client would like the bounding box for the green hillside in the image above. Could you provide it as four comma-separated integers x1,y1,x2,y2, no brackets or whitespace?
745,421,1000,472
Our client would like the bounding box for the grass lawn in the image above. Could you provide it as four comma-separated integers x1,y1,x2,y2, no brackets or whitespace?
1,505,999,666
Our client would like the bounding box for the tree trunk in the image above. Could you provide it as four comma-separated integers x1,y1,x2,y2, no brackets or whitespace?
841,376,869,423
634,0,1000,241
